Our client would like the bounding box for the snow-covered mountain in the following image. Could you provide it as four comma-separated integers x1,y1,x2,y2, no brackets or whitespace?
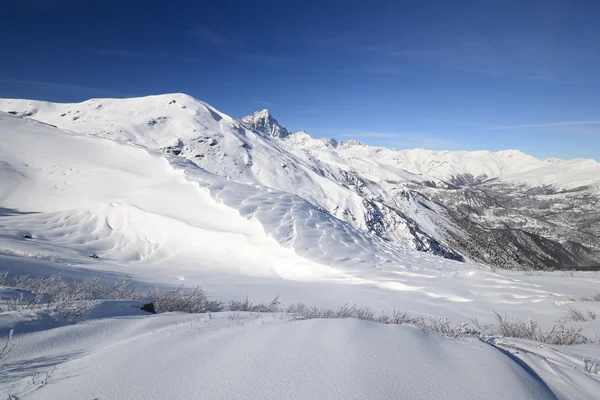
240,109,291,138
0,95,461,261
1,94,599,270
4,104,600,400
279,133,600,269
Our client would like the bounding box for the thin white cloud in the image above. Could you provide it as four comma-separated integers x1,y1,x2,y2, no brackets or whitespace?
489,121,600,130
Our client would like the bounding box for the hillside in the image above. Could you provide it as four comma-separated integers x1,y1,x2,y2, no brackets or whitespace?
1,94,599,269
1,105,600,399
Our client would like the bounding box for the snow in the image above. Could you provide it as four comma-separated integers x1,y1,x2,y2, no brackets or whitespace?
330,145,600,190
0,99,600,399
240,108,291,138
0,306,562,400
0,95,468,255
1,109,600,326
0,112,340,280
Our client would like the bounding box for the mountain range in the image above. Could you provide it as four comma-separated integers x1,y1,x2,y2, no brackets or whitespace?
1,93,598,270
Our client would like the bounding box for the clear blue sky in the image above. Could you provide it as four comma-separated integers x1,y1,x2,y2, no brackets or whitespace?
1,0,599,160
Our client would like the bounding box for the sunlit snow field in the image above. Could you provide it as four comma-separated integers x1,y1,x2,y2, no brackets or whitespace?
1,102,599,399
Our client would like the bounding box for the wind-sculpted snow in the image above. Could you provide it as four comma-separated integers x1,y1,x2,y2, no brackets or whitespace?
175,158,411,269
0,112,343,281
0,94,462,261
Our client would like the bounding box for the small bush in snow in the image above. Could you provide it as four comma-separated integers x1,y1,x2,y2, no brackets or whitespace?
582,293,600,302
584,358,600,375
419,317,478,338
0,271,223,319
145,286,223,313
285,304,477,338
492,312,589,345
565,305,596,322
229,296,281,313
0,329,13,370
1,270,597,345
376,309,423,325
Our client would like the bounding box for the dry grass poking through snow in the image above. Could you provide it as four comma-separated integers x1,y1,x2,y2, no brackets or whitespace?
0,271,224,321
564,305,597,322
1,271,598,346
491,312,592,345
0,329,13,369
582,293,600,302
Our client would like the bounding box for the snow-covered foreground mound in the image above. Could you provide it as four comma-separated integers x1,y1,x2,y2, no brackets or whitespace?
0,303,567,400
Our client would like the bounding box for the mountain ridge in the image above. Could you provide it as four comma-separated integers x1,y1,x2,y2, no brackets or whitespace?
1,93,599,269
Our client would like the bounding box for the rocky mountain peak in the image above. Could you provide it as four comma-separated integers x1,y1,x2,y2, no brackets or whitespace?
241,109,291,138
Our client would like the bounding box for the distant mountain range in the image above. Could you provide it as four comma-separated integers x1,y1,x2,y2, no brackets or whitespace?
2,93,598,270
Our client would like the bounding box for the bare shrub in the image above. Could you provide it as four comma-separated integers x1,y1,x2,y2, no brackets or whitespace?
584,358,600,375
285,303,372,319
71,276,138,300
0,271,223,318
145,286,223,313
0,270,8,285
285,304,597,344
1,270,597,345
582,293,600,302
0,329,14,370
564,306,597,322
285,303,478,338
419,317,478,338
229,296,281,313
377,309,422,325
493,312,589,345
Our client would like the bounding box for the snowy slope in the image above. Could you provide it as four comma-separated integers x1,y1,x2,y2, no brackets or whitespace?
0,112,349,279
0,111,466,281
4,111,600,320
2,94,600,269
0,95,462,260
1,109,600,399
331,144,600,190
0,95,369,226
0,307,565,400
280,134,600,268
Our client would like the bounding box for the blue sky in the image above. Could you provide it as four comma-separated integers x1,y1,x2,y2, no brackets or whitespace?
1,0,599,160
